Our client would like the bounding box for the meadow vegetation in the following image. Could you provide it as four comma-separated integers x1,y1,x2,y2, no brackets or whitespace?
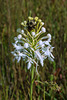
0,0,67,100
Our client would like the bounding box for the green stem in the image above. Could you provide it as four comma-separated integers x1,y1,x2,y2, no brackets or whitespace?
30,64,34,100
44,85,45,100
38,76,40,100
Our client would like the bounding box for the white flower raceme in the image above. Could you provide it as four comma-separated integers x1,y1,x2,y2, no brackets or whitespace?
12,17,54,70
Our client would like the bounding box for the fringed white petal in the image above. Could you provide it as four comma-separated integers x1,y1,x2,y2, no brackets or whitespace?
35,50,43,66
27,62,31,69
41,27,46,33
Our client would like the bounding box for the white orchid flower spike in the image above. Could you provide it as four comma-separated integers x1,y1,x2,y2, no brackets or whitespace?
11,16,54,71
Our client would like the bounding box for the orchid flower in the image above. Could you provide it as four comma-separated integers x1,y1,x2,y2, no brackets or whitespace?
12,16,54,69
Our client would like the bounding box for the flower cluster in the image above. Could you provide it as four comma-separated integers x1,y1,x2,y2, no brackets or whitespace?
11,17,54,69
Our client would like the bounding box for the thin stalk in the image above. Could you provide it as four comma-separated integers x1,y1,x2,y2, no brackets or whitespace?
38,76,40,100
43,85,45,100
30,64,34,100
5,86,8,100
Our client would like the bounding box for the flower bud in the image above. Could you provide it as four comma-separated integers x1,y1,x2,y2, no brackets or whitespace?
47,33,51,39
21,22,24,25
35,17,38,21
28,16,33,20
41,27,46,32
24,21,27,25
38,19,42,22
18,34,22,39
41,22,44,25
31,32,35,36
21,30,24,34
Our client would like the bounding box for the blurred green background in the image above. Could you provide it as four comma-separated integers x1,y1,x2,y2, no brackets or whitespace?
0,0,67,100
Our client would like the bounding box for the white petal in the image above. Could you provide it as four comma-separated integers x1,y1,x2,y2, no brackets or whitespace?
18,52,23,56
39,40,43,45
17,46,23,50
43,41,51,46
31,32,35,36
48,56,54,62
17,57,21,62
36,63,39,75
17,34,22,39
13,43,23,50
41,27,46,33
47,33,51,39
39,40,44,47
41,22,44,25
27,62,31,69
24,43,29,48
35,50,43,66
11,52,17,56
50,53,54,58
45,49,50,56
21,30,24,34
47,34,51,42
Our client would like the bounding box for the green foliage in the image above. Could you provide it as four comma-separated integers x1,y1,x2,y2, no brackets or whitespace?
0,0,67,100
